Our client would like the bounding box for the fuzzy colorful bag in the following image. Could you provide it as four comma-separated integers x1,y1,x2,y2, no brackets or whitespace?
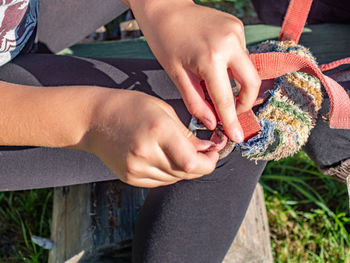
190,0,350,180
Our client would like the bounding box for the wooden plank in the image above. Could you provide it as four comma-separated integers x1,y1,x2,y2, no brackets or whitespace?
223,183,273,263
49,181,148,263
49,182,271,263
49,185,92,263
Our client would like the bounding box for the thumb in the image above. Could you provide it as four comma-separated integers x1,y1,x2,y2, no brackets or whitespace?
166,102,217,153
181,124,217,153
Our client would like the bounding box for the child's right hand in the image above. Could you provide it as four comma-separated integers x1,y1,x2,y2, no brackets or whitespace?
78,89,219,188
127,0,261,143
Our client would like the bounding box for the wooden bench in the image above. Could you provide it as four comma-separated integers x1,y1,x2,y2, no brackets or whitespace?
49,24,350,263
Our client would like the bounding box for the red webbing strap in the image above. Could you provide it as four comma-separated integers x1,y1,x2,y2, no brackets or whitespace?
279,0,313,43
236,0,349,140
320,57,350,72
235,54,350,141
237,109,261,141
249,52,350,129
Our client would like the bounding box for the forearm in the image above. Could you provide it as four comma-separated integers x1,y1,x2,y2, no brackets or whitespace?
0,81,100,148
120,0,196,72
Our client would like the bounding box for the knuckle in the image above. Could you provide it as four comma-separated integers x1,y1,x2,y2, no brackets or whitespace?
130,142,149,159
238,99,252,110
165,103,177,116
125,154,139,174
159,99,174,111
250,76,262,89
146,119,164,137
196,62,208,77
206,50,224,66
232,18,244,33
197,48,222,70
223,15,244,32
221,19,244,44
222,27,240,44
170,106,177,116
239,80,262,107
218,97,235,111
186,101,203,117
123,172,134,185
179,172,190,180
171,70,184,86
182,159,197,174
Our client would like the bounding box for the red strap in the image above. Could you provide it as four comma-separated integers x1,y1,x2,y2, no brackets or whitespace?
235,0,350,140
320,57,350,72
279,0,313,43
249,52,350,129
235,52,350,141
237,110,261,140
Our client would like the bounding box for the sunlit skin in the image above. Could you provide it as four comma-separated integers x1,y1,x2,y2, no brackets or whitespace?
0,0,261,188
0,82,218,188
122,0,261,141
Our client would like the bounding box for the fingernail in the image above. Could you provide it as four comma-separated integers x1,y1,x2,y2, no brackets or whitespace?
197,140,216,152
232,127,244,143
206,144,217,153
201,140,215,148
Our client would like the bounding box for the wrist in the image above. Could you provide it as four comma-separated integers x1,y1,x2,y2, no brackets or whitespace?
75,88,133,154
129,0,194,26
33,85,102,149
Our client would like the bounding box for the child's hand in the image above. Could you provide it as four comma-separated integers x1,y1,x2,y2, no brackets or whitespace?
129,0,261,142
79,89,219,188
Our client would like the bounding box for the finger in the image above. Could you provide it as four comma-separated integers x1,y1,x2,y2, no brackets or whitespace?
170,67,217,130
229,51,261,115
170,115,216,152
160,104,217,154
191,136,217,152
153,142,218,180
126,174,180,188
159,129,219,177
201,63,244,142
140,165,181,184
124,156,181,186
165,106,219,153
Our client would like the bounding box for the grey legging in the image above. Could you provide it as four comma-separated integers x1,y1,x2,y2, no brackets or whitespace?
0,0,266,262
0,0,349,262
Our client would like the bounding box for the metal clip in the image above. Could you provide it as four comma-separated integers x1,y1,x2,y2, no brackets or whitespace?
188,116,209,136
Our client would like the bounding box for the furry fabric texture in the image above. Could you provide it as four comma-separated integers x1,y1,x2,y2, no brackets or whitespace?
240,40,323,161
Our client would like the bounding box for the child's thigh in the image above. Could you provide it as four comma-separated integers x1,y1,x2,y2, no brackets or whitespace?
132,150,266,263
303,74,350,182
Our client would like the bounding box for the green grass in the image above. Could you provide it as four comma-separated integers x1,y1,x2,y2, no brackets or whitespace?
0,151,349,262
261,151,350,262
0,189,52,263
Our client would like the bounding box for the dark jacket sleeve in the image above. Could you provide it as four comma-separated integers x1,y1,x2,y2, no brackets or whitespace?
251,0,350,25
